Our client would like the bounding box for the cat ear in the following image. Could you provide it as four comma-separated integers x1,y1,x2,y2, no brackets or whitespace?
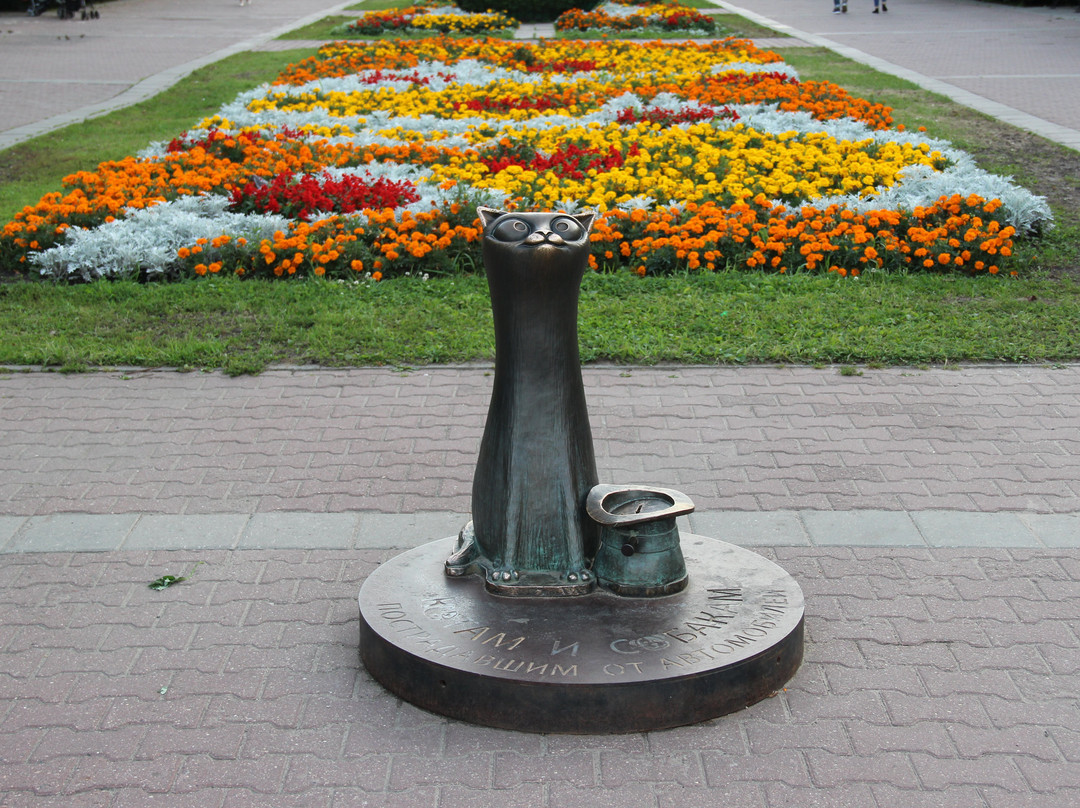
571,211,596,236
477,207,505,230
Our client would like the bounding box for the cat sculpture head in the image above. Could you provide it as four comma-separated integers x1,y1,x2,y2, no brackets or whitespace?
477,208,595,252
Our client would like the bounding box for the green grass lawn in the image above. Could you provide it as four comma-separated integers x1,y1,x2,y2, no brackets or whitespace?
0,11,1077,374
1,272,1076,376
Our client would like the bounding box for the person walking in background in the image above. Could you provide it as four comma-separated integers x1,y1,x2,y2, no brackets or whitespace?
873,0,888,11
833,0,847,13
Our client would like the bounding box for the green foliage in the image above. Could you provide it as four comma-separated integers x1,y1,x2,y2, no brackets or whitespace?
1,272,1078,374
280,16,360,39
148,562,203,591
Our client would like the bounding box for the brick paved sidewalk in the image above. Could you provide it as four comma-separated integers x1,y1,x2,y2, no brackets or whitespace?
1,364,1079,805
2,544,1079,807
3,364,1078,519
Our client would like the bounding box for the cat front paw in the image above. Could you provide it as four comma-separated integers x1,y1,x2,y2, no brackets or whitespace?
489,568,520,584
566,568,592,584
445,521,481,577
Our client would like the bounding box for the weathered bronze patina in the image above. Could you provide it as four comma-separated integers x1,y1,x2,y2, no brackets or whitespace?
358,207,805,732
362,535,804,733
587,484,695,597
445,208,600,596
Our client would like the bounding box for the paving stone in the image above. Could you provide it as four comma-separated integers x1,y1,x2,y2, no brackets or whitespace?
549,782,659,808
66,756,184,794
0,516,27,551
239,513,360,550
174,755,288,794
804,749,921,789
802,510,925,547
911,511,1039,547
443,723,543,755
222,789,334,808
982,789,1080,808
823,664,929,698
355,512,467,549
763,781,877,808
910,752,1029,791
7,514,139,553
948,724,1062,763
440,784,546,808
689,511,809,547
656,784,765,808
703,750,813,788
644,721,746,755
494,751,596,788
981,695,1079,731
783,689,890,726
744,720,852,756
125,514,249,551
846,722,958,758
869,783,987,808
0,758,83,798
388,752,493,790
329,787,440,808
29,724,147,764
135,726,246,762
12,792,120,808
599,750,705,787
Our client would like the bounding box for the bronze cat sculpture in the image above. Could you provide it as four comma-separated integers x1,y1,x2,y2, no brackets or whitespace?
445,208,600,596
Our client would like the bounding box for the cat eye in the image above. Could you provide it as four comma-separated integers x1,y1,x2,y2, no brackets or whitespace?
551,217,584,239
491,218,531,242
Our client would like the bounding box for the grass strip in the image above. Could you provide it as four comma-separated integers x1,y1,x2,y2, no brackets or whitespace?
0,272,1076,375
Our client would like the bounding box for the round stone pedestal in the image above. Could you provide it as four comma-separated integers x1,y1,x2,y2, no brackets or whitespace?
358,534,803,734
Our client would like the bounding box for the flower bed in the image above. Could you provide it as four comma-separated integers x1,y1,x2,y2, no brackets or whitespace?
1,34,1051,282
555,1,718,36
337,1,517,38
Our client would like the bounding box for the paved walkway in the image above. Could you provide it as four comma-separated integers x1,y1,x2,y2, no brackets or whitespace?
721,0,1080,151
3,2,1080,806
0,0,359,149
2,365,1080,806
2,365,1080,545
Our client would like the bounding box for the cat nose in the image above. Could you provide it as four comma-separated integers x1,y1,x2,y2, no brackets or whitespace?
524,230,565,246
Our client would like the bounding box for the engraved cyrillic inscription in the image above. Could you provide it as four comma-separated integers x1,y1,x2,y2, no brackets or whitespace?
453,625,526,651
610,635,671,654
551,639,580,657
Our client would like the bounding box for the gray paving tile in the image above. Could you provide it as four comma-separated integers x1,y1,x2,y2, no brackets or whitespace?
690,510,811,546
1017,513,1080,548
6,514,138,553
0,516,27,551
356,512,468,548
911,511,1040,548
123,514,250,551
238,512,360,549
801,510,925,547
